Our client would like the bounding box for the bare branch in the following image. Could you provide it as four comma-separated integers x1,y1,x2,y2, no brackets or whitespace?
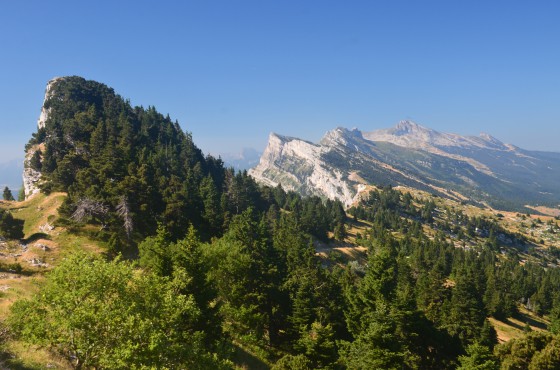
71,198,109,223
116,195,133,238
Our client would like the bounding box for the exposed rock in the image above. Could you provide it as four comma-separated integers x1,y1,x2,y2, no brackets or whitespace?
37,77,64,130
249,132,361,207
23,77,65,199
39,223,54,234
36,243,50,251
23,146,42,198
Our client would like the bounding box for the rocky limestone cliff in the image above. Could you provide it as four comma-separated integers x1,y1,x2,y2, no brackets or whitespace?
23,77,64,199
248,132,362,206
22,148,42,199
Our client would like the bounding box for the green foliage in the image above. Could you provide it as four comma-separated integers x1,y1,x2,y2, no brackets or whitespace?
443,270,486,346
9,252,229,369
527,337,560,370
494,331,556,370
2,186,14,201
339,307,406,370
139,224,223,347
29,149,42,171
0,208,24,239
204,208,285,345
296,322,338,369
138,223,173,276
549,299,560,334
457,342,499,370
343,231,459,369
272,354,312,370
17,184,25,201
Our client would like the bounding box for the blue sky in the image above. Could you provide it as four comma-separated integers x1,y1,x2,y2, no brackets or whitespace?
1,0,559,165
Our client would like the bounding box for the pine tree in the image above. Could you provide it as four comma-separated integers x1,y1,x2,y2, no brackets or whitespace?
457,342,499,370
3,186,14,201
171,225,222,347
0,209,24,239
296,322,337,369
17,185,25,201
443,269,486,346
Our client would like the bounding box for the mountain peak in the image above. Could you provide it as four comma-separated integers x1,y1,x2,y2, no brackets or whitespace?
364,120,440,148
393,120,429,134
364,120,514,153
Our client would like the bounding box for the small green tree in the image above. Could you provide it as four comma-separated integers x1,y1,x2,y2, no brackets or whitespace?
2,186,14,201
333,222,346,241
296,322,338,369
457,342,499,370
17,185,25,201
549,299,560,334
272,354,312,370
339,308,405,370
29,149,42,171
0,209,24,239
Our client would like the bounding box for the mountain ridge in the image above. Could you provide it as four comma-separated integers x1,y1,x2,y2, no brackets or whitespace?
250,121,560,211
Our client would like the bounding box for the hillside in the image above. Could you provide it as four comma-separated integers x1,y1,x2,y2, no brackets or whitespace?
250,121,560,212
1,77,560,369
2,184,560,368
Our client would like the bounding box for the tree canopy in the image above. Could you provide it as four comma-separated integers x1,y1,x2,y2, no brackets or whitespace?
9,252,230,369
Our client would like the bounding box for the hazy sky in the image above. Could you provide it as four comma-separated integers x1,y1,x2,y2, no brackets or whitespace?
1,0,559,163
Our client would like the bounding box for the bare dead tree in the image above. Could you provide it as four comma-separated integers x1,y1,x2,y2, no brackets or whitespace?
116,195,133,239
71,198,109,227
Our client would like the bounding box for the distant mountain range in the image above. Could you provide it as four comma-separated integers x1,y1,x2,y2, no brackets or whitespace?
249,121,560,211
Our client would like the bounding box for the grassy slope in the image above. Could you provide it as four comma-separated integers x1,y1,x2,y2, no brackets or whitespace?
0,193,106,370
489,306,550,344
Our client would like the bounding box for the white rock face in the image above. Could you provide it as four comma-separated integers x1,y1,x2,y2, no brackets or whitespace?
249,133,360,207
23,148,42,198
23,77,65,199
37,77,64,130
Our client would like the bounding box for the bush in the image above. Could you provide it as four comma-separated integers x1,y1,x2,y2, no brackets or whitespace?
0,209,24,240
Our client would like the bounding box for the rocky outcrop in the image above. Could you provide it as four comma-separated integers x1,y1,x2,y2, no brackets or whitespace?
37,77,64,130
248,133,362,207
22,147,42,199
23,77,64,199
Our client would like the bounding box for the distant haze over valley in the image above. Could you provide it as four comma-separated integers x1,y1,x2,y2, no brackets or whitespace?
219,147,262,171
0,159,23,191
